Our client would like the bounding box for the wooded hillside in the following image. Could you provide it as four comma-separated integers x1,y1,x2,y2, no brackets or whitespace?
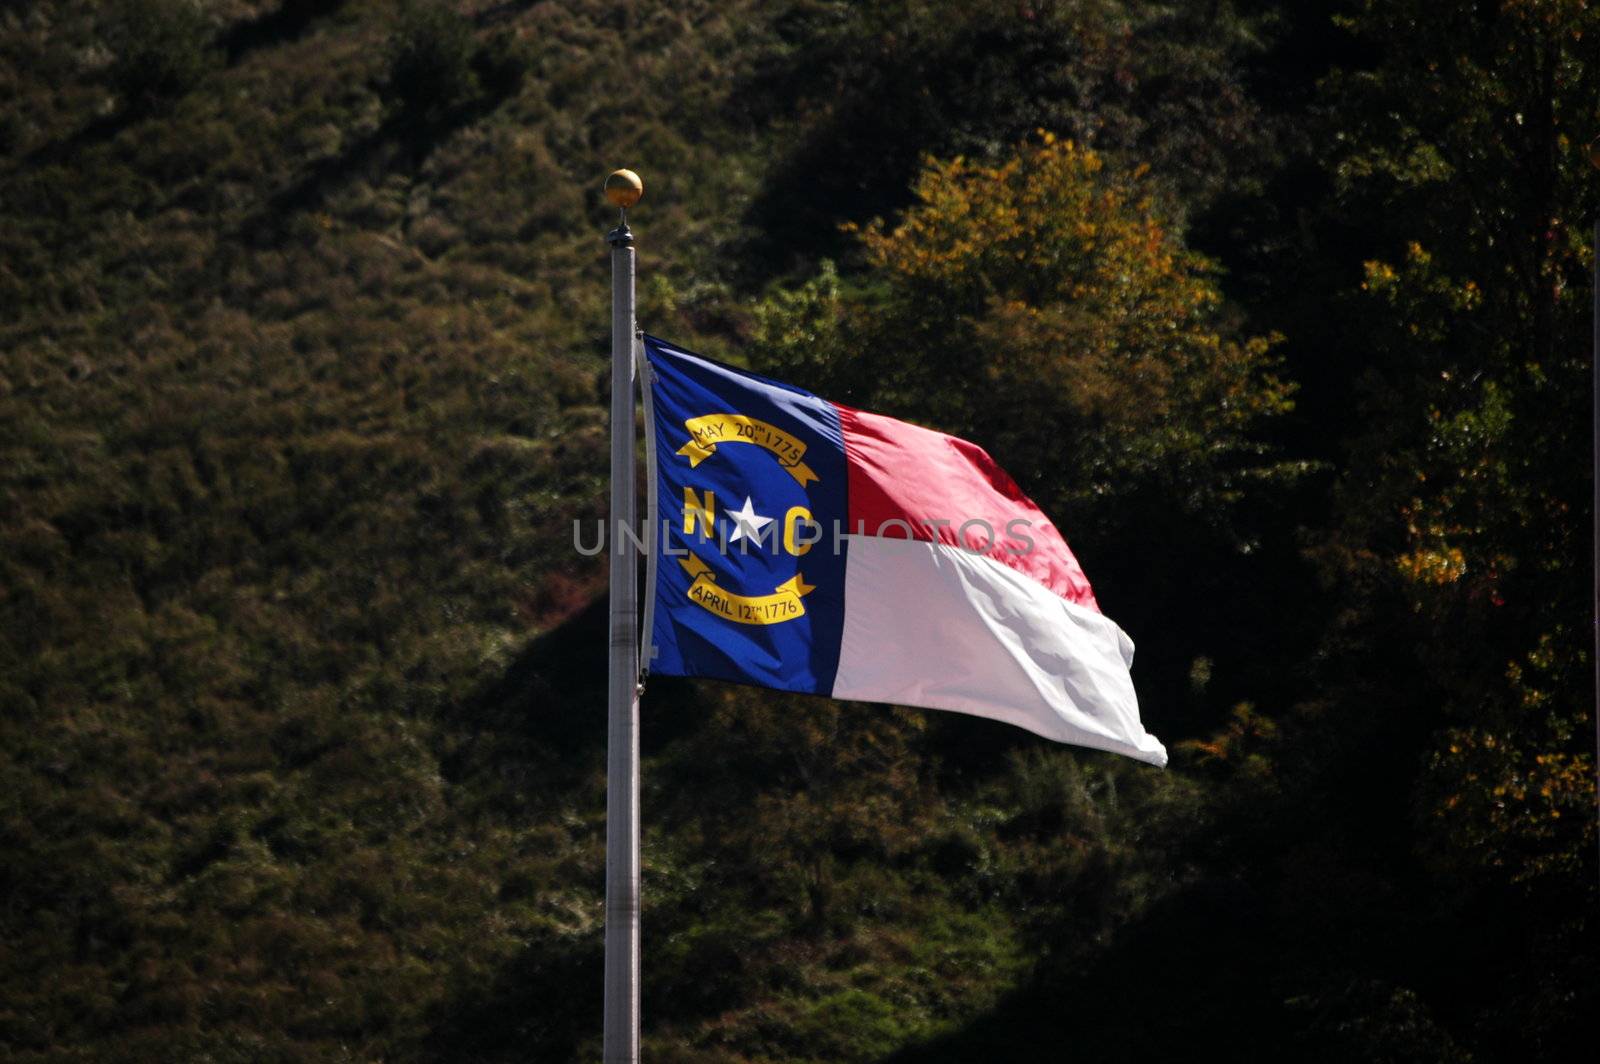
2,1,1595,1060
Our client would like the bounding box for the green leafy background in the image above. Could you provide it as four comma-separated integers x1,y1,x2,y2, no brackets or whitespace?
1,1,1595,1060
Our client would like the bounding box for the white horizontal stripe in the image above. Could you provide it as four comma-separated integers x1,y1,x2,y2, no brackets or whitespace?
832,536,1166,767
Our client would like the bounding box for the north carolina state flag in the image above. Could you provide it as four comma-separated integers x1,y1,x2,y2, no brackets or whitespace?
641,334,1166,767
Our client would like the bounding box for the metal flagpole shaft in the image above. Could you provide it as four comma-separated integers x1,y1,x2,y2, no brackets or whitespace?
603,169,643,1064
1592,216,1599,874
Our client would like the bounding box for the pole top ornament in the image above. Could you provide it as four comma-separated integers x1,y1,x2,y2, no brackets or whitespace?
605,169,644,209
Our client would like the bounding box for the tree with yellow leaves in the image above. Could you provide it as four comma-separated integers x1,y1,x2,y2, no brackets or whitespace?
755,133,1295,532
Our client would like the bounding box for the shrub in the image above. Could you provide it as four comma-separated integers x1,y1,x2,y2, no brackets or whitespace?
385,1,480,122
105,0,216,110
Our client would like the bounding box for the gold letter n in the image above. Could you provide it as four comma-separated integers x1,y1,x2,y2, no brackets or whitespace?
683,487,715,538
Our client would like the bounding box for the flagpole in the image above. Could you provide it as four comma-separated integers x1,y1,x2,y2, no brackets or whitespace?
1589,139,1600,877
1591,212,1599,874
603,169,643,1063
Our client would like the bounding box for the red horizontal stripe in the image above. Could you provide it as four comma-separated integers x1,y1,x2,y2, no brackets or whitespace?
836,403,1099,611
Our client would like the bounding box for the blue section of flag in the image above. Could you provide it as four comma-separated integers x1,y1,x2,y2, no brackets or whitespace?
643,335,848,695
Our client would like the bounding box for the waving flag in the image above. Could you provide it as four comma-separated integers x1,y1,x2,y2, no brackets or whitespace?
641,335,1167,767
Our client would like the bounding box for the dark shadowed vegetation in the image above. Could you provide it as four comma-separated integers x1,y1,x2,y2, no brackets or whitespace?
0,0,1595,1060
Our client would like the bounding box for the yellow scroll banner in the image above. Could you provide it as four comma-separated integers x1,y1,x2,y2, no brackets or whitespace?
676,413,819,486
680,552,815,626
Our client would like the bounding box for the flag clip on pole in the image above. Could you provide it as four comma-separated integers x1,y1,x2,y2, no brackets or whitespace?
603,168,643,1064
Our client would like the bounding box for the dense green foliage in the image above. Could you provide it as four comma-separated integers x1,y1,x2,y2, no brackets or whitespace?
0,1,1595,1060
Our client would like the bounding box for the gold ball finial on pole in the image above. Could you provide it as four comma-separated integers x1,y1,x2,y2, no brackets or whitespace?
605,169,641,247
605,169,644,209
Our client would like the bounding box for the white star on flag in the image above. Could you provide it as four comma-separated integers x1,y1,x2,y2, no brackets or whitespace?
726,495,773,544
